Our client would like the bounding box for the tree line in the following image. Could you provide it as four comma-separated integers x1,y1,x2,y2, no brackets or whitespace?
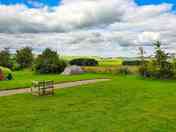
0,47,66,74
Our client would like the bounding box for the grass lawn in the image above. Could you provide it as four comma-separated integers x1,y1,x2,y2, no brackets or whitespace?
0,75,176,131
0,70,110,91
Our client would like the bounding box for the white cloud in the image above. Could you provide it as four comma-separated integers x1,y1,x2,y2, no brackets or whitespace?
0,0,176,56
138,32,160,43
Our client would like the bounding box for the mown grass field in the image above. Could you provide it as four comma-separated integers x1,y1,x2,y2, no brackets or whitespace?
0,75,176,131
0,70,109,91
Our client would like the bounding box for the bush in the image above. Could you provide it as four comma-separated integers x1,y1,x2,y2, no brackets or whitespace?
173,59,176,77
139,60,174,79
0,69,4,80
34,48,67,74
139,60,157,77
122,60,141,66
6,73,13,80
0,66,13,80
82,66,117,74
82,66,138,75
12,63,21,71
0,66,12,77
118,67,131,75
70,58,98,66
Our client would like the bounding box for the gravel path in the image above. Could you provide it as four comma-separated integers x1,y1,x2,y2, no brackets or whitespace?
0,79,110,97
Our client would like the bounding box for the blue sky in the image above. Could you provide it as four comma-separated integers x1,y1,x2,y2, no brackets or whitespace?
0,0,176,9
0,0,60,7
135,0,176,10
0,0,175,11
136,0,176,5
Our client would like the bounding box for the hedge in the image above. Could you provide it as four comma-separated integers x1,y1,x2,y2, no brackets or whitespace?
122,60,142,66
70,58,98,66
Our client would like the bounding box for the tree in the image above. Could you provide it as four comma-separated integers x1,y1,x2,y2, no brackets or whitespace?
153,41,174,78
16,47,33,69
139,47,145,66
154,41,168,66
139,41,174,79
70,58,98,66
0,48,13,69
34,48,66,74
138,47,148,77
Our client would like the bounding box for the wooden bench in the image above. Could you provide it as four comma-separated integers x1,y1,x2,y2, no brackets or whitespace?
31,80,54,96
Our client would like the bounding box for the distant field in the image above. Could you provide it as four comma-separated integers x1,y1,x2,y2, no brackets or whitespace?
0,70,110,91
61,55,99,61
99,58,122,67
61,55,123,67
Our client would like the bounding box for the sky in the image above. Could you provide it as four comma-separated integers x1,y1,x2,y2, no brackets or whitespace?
0,0,176,7
136,0,176,11
0,0,176,57
0,0,60,8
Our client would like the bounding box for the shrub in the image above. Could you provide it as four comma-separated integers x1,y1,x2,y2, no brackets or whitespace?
118,67,131,75
158,61,174,79
173,59,176,77
70,58,98,66
82,66,117,74
0,66,12,77
139,64,148,77
139,61,174,79
12,63,21,71
122,60,141,66
139,60,157,77
6,73,13,80
34,48,67,74
82,66,138,75
0,66,13,80
0,48,13,69
0,69,4,81
16,47,33,69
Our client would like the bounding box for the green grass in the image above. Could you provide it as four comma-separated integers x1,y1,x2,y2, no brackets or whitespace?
0,75,176,131
0,70,109,91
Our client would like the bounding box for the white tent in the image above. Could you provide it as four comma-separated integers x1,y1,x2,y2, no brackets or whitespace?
62,65,84,75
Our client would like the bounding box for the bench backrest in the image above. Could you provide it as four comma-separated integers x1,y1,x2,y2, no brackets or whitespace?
32,80,54,89
31,80,54,96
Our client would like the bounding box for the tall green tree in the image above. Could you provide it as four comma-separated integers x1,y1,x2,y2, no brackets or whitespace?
153,41,174,78
154,41,168,66
0,48,13,69
16,47,33,69
139,41,174,79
